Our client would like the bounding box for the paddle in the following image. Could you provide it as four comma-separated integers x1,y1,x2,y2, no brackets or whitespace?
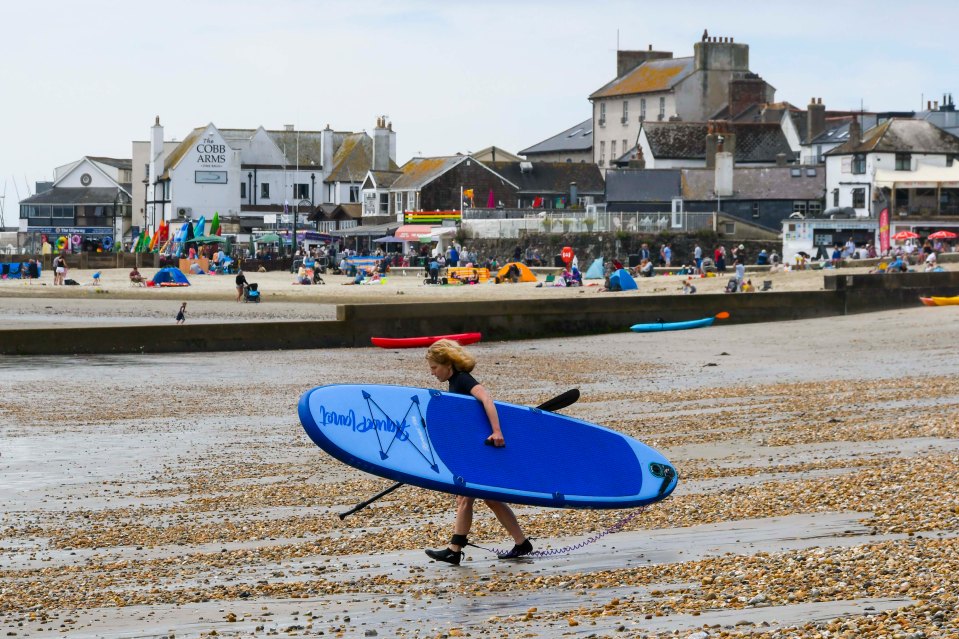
715,311,730,320
338,388,581,520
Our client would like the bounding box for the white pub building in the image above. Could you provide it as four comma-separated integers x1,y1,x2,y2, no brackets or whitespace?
135,116,397,238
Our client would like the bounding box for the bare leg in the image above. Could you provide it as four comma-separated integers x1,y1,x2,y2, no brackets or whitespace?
484,499,525,544
449,496,474,551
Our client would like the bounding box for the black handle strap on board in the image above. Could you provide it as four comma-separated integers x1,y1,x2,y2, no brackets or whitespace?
337,388,580,520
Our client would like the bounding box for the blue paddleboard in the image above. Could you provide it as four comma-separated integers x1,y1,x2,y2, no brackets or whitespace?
298,384,677,509
630,317,715,332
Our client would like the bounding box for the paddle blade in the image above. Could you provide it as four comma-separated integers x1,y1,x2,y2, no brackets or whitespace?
537,388,580,413
715,312,730,320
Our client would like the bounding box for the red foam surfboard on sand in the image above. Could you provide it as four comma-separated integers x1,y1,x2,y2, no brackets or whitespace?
371,332,482,349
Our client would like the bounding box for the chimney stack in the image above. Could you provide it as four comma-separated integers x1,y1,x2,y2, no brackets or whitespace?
715,150,733,197
372,117,388,172
616,47,673,77
320,124,333,174
807,97,826,143
706,120,736,169
150,116,164,187
849,117,861,145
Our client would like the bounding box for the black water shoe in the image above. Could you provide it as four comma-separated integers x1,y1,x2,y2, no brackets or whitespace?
425,547,463,565
497,538,533,560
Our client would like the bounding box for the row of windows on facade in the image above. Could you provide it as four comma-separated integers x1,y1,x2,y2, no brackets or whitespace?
21,205,123,219
599,98,666,125
235,182,360,203
598,139,632,165
848,152,959,174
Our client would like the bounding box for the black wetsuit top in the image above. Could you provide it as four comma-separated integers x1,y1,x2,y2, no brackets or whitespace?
448,369,478,397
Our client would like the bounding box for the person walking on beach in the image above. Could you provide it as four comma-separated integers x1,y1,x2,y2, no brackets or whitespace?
424,339,532,565
175,302,187,325
53,254,67,285
235,269,248,302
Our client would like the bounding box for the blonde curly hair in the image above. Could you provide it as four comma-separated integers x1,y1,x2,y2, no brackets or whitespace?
425,339,476,373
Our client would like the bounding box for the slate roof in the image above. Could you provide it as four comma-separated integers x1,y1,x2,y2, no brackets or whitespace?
162,126,363,178
519,119,593,155
267,130,324,167
826,118,959,156
324,134,398,183
162,128,205,176
643,121,794,163
681,166,825,200
605,169,682,202
590,57,694,100
307,203,362,222
486,161,605,195
390,156,469,190
918,109,959,137
88,157,132,171
329,220,399,237
368,170,403,189
20,187,130,206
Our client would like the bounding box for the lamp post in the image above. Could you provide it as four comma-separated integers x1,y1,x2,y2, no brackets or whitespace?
113,190,120,252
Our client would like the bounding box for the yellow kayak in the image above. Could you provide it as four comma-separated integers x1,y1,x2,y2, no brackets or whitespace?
920,296,959,306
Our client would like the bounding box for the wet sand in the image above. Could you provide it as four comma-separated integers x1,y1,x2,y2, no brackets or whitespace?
1,285,959,637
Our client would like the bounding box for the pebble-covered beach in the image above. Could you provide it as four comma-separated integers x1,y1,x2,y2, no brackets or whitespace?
1,268,958,638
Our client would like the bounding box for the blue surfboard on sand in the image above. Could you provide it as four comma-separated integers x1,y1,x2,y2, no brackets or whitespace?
630,317,716,332
298,384,678,509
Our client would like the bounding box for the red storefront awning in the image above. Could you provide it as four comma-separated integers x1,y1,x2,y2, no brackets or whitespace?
394,224,433,241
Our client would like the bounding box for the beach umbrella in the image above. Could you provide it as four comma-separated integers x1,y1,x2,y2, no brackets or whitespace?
373,236,402,244
256,233,284,243
892,231,919,240
193,235,225,244
928,230,957,240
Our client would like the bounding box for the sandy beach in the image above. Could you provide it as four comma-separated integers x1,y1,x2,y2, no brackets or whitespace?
1,284,958,638
0,262,942,328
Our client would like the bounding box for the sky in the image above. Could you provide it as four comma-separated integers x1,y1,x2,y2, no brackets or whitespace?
1,0,958,219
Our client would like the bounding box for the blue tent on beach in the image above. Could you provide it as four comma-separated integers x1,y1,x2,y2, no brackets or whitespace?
609,268,637,291
584,256,605,280
151,267,191,286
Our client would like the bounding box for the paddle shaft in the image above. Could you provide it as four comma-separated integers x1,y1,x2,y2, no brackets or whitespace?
337,388,581,520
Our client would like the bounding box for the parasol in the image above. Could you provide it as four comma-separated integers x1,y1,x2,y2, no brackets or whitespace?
892,231,919,240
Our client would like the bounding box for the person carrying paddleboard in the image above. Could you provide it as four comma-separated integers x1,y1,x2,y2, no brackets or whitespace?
424,339,533,565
